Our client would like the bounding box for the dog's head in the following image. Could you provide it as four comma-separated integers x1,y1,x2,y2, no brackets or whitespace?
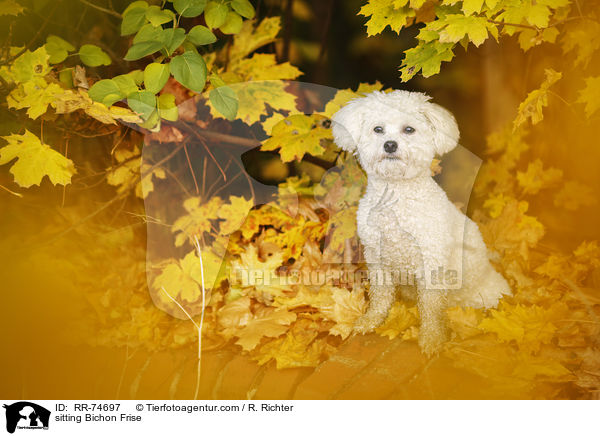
331,90,459,180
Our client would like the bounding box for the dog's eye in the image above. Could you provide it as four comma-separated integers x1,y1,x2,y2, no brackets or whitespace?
373,126,384,134
403,126,416,134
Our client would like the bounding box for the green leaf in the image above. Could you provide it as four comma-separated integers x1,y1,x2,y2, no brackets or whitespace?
173,0,207,17
187,25,217,45
139,108,161,131
204,1,229,29
88,79,124,106
113,74,139,95
0,130,76,188
121,6,149,36
231,0,255,18
209,85,238,120
78,44,111,67
127,90,157,121
58,68,74,88
133,23,164,44
144,62,170,93
158,93,179,121
128,69,145,85
123,1,148,15
159,27,187,56
45,35,75,64
146,5,175,26
170,51,207,93
220,11,243,34
124,40,163,60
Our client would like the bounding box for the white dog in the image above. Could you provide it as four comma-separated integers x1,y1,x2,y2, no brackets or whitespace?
331,90,510,354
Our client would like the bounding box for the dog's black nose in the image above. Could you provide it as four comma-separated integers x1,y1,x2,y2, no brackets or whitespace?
383,140,398,153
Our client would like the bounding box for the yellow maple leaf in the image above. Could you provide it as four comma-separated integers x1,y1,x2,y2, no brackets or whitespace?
322,82,384,118
479,198,544,261
172,196,223,246
254,319,327,368
483,193,512,218
513,68,562,130
516,159,562,195
212,80,298,125
217,195,254,235
106,148,165,198
484,125,529,167
261,112,287,136
359,0,416,36
321,286,367,338
261,114,331,162
9,47,51,82
375,301,419,339
553,181,597,211
474,157,516,196
154,249,226,305
512,354,573,381
229,17,282,62
561,21,600,68
478,302,568,353
272,285,335,310
534,254,578,281
229,53,302,81
7,78,63,119
323,207,357,254
3,47,61,119
576,76,600,118
446,306,484,339
218,296,297,351
0,129,76,187
230,244,289,305
573,241,600,268
52,88,142,125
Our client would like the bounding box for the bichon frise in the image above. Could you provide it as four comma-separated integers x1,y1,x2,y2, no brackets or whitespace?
331,90,511,354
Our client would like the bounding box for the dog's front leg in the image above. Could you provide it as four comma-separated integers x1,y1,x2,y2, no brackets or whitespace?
353,241,396,333
354,281,396,333
417,289,448,355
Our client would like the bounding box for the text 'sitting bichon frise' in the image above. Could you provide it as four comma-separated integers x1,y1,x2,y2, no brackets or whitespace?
331,90,511,354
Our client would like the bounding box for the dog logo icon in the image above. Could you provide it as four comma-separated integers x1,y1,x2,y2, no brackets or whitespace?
3,402,50,433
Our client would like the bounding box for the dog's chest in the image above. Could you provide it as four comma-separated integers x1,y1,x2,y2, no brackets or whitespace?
356,181,450,250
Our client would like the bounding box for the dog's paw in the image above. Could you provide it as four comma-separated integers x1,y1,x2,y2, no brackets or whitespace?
418,328,447,356
353,313,383,334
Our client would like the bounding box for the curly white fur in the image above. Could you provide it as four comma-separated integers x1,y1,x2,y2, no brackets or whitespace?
332,90,511,355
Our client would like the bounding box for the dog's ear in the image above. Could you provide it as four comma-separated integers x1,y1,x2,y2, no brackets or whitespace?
423,102,459,155
331,99,365,153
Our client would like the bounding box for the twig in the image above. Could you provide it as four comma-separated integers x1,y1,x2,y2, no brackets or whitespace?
78,0,122,18
486,19,540,30
282,0,294,62
0,183,23,197
183,142,200,194
0,3,59,66
184,125,337,170
316,0,335,67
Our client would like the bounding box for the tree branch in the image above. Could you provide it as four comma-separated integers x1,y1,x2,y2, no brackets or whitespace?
178,123,336,170
78,0,122,18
